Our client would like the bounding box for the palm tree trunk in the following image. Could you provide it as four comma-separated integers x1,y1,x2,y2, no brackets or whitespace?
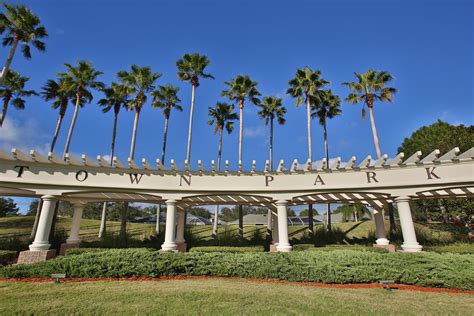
0,96,11,127
50,113,64,153
99,111,119,238
308,204,314,235
368,106,382,159
238,100,244,163
30,199,43,240
306,97,312,162
129,110,140,160
212,127,224,238
63,94,81,158
186,84,196,163
162,116,169,163
269,118,274,171
323,119,332,232
388,203,397,236
155,205,161,235
238,205,243,239
0,37,19,84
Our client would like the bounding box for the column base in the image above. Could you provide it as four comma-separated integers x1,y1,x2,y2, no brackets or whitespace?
375,238,390,246
176,242,187,253
160,242,178,252
17,249,56,265
28,241,51,251
276,244,292,252
269,244,278,252
373,243,396,253
401,243,423,252
59,242,80,256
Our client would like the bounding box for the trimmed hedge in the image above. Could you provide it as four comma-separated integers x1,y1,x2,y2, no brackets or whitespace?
0,250,17,266
292,244,388,253
66,248,114,256
1,249,473,290
189,246,264,253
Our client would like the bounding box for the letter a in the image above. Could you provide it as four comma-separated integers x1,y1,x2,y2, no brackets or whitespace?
314,175,325,185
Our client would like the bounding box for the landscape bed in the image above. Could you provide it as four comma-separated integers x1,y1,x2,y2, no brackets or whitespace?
1,248,473,290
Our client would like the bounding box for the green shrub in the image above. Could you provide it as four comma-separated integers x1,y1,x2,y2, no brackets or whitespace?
292,244,387,252
0,236,29,251
65,248,113,256
189,246,264,253
0,250,17,265
425,242,474,254
1,249,473,290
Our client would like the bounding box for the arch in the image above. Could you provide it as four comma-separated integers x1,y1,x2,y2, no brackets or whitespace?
179,193,274,208
61,190,164,204
291,191,391,206
415,185,474,199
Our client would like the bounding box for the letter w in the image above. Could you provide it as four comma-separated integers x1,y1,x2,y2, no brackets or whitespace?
129,173,143,184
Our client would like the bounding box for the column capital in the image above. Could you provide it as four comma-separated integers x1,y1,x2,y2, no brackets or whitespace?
394,196,411,202
71,201,86,208
166,199,177,205
41,195,57,201
275,199,289,206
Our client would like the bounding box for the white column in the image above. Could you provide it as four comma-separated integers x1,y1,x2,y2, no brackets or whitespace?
396,196,422,252
66,202,85,244
276,200,292,252
373,208,389,245
271,208,279,245
176,209,186,244
161,200,178,251
29,195,57,251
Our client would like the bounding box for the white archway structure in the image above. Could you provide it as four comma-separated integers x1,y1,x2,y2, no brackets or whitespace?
0,147,473,263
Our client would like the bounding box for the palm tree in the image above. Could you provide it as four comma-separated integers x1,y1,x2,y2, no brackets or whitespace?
257,96,286,171
311,89,342,232
287,67,329,162
151,84,183,163
97,82,132,238
0,3,47,83
222,75,261,239
58,61,104,158
176,53,214,163
343,69,397,235
207,102,238,237
0,70,36,127
287,67,328,234
41,78,72,153
342,69,397,159
117,65,161,238
118,65,161,160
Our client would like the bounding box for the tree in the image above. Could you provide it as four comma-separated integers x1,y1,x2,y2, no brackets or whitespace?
118,65,161,160
117,65,160,238
207,101,238,236
343,69,397,159
399,120,474,225
343,69,397,235
257,96,286,170
41,78,73,153
188,207,212,219
333,204,371,222
0,197,19,216
176,53,214,163
222,75,261,163
398,120,474,157
0,70,36,126
58,61,104,157
287,67,329,162
287,67,329,233
222,75,261,238
151,84,183,163
97,82,132,238
0,3,47,83
311,89,342,231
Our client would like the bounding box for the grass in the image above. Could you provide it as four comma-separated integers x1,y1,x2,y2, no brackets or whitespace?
1,216,466,245
0,279,472,315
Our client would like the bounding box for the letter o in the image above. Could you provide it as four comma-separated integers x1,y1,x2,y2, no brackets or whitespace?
75,170,88,182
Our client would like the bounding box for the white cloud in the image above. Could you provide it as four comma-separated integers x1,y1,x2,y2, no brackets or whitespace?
243,126,265,138
0,117,50,155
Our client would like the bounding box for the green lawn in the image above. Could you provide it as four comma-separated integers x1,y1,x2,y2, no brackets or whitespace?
0,279,472,315
0,216,465,245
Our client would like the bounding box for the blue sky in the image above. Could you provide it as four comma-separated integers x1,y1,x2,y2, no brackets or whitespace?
1,0,473,213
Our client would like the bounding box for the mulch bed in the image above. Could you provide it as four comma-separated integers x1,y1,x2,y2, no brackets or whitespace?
1,276,473,294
